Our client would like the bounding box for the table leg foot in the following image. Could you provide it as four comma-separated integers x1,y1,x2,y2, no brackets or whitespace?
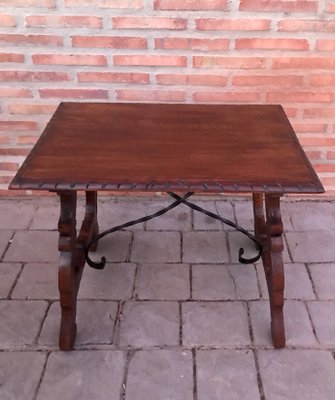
57,190,99,350
253,193,286,348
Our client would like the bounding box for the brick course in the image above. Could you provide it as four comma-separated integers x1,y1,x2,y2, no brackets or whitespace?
0,0,334,194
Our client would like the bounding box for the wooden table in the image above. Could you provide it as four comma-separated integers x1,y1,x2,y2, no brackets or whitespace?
9,102,324,351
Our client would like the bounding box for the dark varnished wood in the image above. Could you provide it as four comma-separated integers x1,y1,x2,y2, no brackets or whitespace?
10,103,323,194
253,193,285,347
57,190,98,350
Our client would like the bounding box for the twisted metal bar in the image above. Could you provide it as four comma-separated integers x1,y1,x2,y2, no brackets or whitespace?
85,192,262,269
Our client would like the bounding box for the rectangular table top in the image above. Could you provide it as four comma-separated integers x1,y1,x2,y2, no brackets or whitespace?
9,102,324,194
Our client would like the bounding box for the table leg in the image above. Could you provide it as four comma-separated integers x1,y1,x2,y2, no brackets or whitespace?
253,193,285,348
57,190,99,350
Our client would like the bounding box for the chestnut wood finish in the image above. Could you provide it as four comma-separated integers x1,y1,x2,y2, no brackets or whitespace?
9,103,324,350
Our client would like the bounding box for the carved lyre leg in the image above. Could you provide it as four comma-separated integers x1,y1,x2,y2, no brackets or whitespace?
253,193,285,348
57,190,99,350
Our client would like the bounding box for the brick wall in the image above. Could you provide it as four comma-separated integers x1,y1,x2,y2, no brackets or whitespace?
0,0,335,195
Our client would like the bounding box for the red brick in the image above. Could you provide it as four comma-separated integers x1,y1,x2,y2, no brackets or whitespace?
0,176,14,184
326,2,335,12
0,71,70,82
154,0,229,10
39,88,109,99
77,72,149,84
304,108,335,118
156,74,227,86
196,18,270,31
305,151,322,160
32,54,107,66
112,16,187,30
116,89,185,102
299,136,335,146
233,75,303,87
25,15,102,28
0,136,9,145
65,0,143,7
278,19,335,32
292,123,328,133
154,37,229,51
0,53,24,63
16,136,39,145
314,164,335,173
193,91,261,102
0,148,30,156
0,0,55,6
272,57,335,69
0,14,16,27
284,108,298,118
194,56,266,69
316,40,335,52
0,88,32,98
240,0,318,13
326,151,335,160
0,121,38,131
114,55,187,67
267,92,332,103
236,38,309,50
8,104,57,114
309,75,335,86
0,34,63,46
72,36,147,49
0,162,19,171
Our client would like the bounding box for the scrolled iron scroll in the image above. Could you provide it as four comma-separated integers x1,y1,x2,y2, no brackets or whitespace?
85,192,262,269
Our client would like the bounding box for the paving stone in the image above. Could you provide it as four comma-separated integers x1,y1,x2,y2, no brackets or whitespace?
0,263,21,299
0,199,36,230
79,263,136,300
134,263,190,300
286,230,335,263
258,349,335,400
308,263,335,300
235,200,294,231
0,351,46,400
257,263,315,300
39,300,118,346
228,231,290,264
0,231,13,258
283,201,335,231
0,300,48,346
119,301,179,347
193,201,223,230
182,231,229,263
131,231,181,263
11,263,58,300
192,265,237,300
228,264,260,300
126,350,193,400
98,198,148,231
91,231,132,263
3,231,59,263
308,301,335,346
29,198,59,230
197,350,260,400
215,200,236,230
146,201,192,230
182,301,251,346
250,300,316,347
36,351,125,400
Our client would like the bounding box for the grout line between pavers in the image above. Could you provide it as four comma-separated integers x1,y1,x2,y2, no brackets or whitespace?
120,350,136,400
246,302,255,347
131,263,140,300
304,300,321,345
189,265,193,300
34,300,53,346
179,301,183,346
192,348,198,400
253,350,266,400
126,232,134,263
7,262,25,300
304,263,319,300
0,231,15,263
32,351,51,400
254,263,264,299
180,231,184,263
112,300,125,347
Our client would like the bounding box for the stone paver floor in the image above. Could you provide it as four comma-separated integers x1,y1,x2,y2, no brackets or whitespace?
0,196,335,400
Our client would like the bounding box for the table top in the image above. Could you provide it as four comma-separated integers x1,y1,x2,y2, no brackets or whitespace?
10,102,324,194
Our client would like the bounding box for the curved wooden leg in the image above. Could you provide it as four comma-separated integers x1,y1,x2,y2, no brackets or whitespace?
57,191,78,351
253,193,285,348
57,190,99,350
265,195,285,348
